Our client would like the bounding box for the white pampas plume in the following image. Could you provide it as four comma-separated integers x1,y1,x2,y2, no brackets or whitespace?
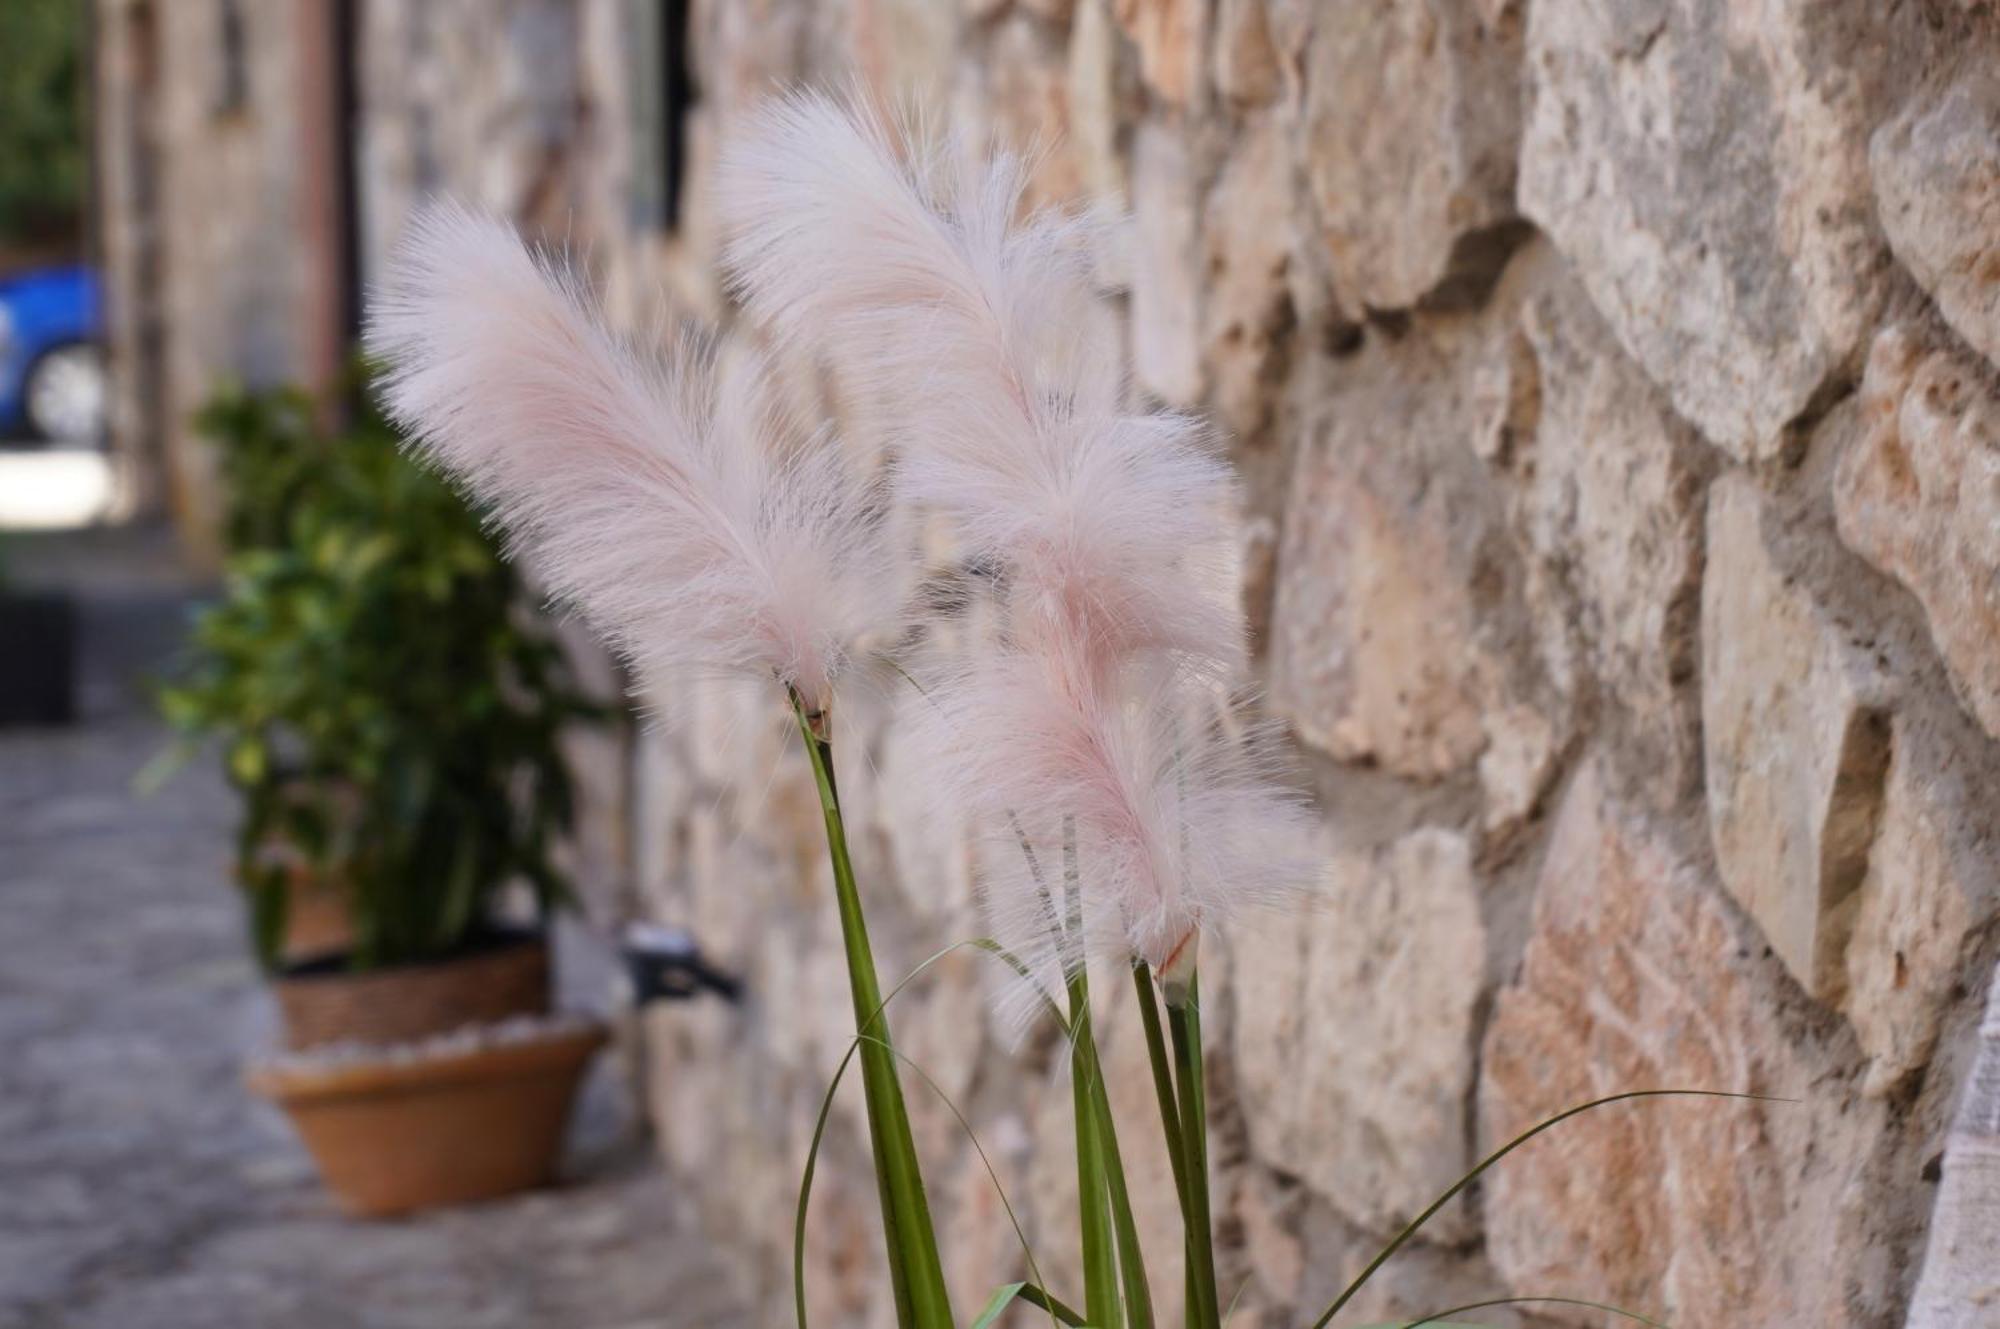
720,97,1314,1001
718,92,1244,687
909,655,1316,1023
365,202,893,712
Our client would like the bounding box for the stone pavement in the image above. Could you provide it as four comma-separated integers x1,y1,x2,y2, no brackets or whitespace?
0,527,748,1329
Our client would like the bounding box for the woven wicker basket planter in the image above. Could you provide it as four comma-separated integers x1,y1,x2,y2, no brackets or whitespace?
272,931,549,1052
249,1021,605,1218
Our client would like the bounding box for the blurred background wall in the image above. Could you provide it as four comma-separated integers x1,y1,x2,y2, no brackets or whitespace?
89,1,2000,1325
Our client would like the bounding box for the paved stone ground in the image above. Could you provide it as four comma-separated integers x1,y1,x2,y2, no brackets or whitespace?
0,526,748,1329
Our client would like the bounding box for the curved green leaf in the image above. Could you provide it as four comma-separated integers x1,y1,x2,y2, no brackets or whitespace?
793,940,1079,1329
1370,1292,1668,1327
1308,1090,1785,1329
972,1282,1030,1329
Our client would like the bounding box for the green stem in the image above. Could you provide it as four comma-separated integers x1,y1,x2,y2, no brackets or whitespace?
791,693,952,1329
1132,963,1191,1209
1134,962,1201,1326
1086,1035,1155,1329
1069,972,1124,1329
1167,977,1220,1329
1064,827,1124,1329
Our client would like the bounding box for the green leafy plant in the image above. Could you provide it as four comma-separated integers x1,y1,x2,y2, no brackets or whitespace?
156,375,601,972
0,0,87,247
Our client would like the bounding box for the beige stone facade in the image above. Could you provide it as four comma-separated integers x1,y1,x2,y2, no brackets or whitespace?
98,1,2000,1325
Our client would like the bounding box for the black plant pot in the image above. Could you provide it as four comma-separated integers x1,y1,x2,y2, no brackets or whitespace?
0,591,77,727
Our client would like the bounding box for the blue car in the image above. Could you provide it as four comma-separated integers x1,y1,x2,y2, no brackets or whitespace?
0,264,105,446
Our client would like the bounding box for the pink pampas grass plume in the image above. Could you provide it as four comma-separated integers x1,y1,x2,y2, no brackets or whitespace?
718,92,1244,689
720,96,1316,1002
365,202,895,713
909,655,1315,1025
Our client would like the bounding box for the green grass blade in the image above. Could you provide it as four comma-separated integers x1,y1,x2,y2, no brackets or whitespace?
1131,963,1188,1198
1011,1283,1091,1326
794,939,1078,1329
1306,1090,1786,1329
1167,977,1221,1329
970,933,1156,1322
792,694,952,1329
857,1034,1074,1329
793,942,976,1329
971,1282,1028,1329
1383,1293,1669,1327
1067,971,1123,1323
1135,963,1205,1329
1086,1052,1155,1329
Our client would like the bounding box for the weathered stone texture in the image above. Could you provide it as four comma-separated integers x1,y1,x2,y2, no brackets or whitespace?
1873,73,2000,372
1301,1,1522,312
1067,0,1133,204
1268,338,1507,779
1232,830,1485,1238
1213,0,1281,106
1844,718,2000,1096
1130,122,1205,405
1703,474,1891,998
1113,0,1207,105
1482,760,1902,1326
1520,0,1895,457
1503,259,1706,807
1201,116,1295,436
1837,324,2000,740
1477,703,1557,831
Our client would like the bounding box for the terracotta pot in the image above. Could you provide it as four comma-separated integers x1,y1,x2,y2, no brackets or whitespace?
273,932,549,1051
249,1022,605,1217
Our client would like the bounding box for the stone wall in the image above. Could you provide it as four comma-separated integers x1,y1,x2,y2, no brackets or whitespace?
620,3,2000,1327
97,0,2000,1324
95,0,325,547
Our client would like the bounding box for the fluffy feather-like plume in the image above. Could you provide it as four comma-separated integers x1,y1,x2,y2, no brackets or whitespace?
366,202,893,712
721,96,1312,999
908,654,1315,1022
719,93,1243,688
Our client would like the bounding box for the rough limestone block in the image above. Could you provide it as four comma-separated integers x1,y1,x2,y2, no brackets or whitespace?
1214,0,1282,105
1202,116,1296,437
1702,474,1892,999
1478,703,1558,831
1520,0,1893,458
1131,121,1206,406
953,14,1084,206
1232,830,1484,1238
1873,72,2000,372
1844,719,2000,1096
1508,263,1706,808
1067,0,1131,205
1836,323,2000,741
1302,0,1523,311
1482,760,1903,1326
1114,0,1207,105
1269,331,1514,779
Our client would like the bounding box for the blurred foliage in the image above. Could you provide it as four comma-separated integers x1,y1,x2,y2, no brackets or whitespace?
158,371,606,973
0,0,88,246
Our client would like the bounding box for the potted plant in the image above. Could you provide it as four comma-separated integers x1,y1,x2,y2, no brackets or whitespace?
157,376,611,1216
